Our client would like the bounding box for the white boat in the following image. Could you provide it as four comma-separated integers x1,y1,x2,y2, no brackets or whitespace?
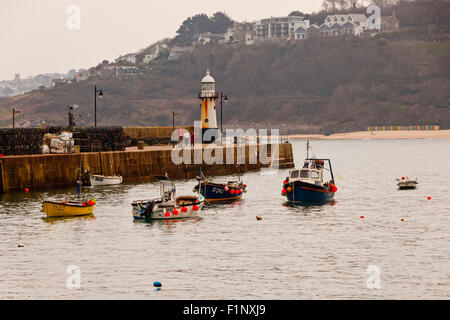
89,174,123,186
396,177,418,190
132,175,204,220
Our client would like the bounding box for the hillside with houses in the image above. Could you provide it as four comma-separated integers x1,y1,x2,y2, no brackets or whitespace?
0,0,449,132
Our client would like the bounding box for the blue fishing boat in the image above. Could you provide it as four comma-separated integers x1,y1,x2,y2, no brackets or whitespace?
193,168,246,202
281,141,337,203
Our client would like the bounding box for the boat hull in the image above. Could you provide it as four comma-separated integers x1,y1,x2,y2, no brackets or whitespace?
286,181,335,203
132,196,204,220
195,182,243,202
90,175,123,186
397,181,417,190
42,201,95,217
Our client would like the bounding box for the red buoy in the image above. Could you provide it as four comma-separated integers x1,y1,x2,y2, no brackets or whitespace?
283,180,288,185
256,216,262,220
243,184,247,188
192,205,199,211
360,216,364,219
331,186,337,192
181,207,188,213
24,188,29,193
230,189,235,194
173,209,179,215
281,189,287,194
401,177,405,180
427,196,431,200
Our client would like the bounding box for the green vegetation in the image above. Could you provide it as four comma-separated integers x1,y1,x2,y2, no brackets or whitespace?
173,12,234,45
0,0,448,133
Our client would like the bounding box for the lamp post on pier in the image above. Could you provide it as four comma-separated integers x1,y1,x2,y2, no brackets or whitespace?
220,92,228,139
94,86,103,127
12,108,21,129
172,111,179,144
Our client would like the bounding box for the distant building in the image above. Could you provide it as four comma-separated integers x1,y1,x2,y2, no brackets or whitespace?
193,32,213,45
115,53,138,64
342,22,355,35
330,23,343,36
318,24,331,37
233,21,256,45
294,26,307,40
381,10,399,33
218,28,236,44
324,14,367,36
75,70,89,81
74,68,99,81
143,45,160,63
254,15,310,41
307,24,320,39
52,79,73,87
168,46,194,60
116,66,140,76
99,65,118,78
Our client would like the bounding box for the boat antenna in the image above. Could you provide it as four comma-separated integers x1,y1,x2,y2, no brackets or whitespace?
306,140,310,159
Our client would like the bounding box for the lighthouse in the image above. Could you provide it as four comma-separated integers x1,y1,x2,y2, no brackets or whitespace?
199,69,218,142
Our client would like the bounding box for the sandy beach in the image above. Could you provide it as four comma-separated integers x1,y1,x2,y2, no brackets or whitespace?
289,130,450,140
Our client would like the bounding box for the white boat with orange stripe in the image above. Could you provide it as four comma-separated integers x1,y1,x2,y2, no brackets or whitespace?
131,175,204,220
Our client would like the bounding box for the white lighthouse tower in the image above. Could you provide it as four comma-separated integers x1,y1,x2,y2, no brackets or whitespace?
199,69,218,141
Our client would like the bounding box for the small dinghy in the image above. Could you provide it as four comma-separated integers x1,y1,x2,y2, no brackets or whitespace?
41,199,96,217
193,168,246,202
282,141,337,203
132,175,204,220
89,174,123,186
396,177,418,190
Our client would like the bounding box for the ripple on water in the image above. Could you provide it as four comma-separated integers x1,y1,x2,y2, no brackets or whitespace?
0,139,449,299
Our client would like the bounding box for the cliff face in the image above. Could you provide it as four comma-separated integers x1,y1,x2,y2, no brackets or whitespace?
0,37,449,133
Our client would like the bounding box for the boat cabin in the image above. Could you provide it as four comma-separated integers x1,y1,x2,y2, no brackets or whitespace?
289,167,324,186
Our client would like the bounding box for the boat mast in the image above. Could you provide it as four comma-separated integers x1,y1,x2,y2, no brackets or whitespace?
306,140,310,159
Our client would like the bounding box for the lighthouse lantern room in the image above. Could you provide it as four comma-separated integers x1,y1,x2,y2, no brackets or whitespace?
199,69,218,141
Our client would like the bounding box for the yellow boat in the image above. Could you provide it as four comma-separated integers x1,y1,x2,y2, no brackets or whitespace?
41,200,95,217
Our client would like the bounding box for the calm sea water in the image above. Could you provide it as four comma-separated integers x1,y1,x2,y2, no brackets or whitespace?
0,139,449,299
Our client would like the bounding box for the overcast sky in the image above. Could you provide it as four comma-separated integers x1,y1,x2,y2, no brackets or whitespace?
0,0,324,81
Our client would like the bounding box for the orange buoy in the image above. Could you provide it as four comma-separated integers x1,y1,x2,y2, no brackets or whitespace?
287,187,292,192
256,216,262,220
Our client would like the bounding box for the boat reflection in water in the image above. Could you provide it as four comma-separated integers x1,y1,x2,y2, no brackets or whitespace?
283,199,337,208
42,214,95,224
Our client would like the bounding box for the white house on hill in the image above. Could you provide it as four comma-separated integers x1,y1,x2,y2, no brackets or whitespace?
324,14,367,36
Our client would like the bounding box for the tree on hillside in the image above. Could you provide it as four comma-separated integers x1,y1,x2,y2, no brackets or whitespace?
173,12,233,45
288,11,304,16
210,12,234,34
